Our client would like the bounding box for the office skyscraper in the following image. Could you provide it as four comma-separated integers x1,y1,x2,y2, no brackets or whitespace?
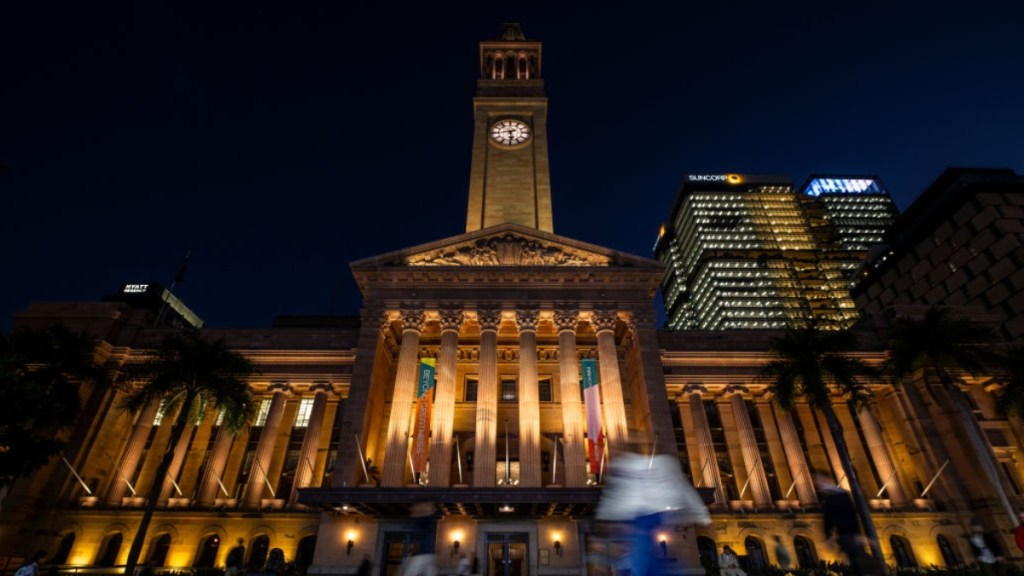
656,173,896,330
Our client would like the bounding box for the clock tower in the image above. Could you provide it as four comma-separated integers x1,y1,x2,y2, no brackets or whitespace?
465,23,554,233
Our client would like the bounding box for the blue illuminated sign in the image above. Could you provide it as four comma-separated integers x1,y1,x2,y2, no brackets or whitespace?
803,178,881,196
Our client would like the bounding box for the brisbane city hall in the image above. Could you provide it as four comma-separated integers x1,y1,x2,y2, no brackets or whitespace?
5,23,1024,576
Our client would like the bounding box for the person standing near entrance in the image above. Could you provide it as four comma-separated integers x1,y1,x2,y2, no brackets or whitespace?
969,520,1006,576
225,538,246,576
773,536,792,570
402,498,438,576
815,475,875,576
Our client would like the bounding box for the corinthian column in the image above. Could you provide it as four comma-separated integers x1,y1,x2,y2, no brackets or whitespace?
729,391,772,508
196,420,236,505
290,383,334,504
516,309,541,487
857,401,909,507
429,309,464,487
687,389,726,505
771,400,817,505
382,309,425,487
554,308,587,487
473,308,501,487
592,310,628,450
106,398,160,504
159,419,196,502
243,383,292,507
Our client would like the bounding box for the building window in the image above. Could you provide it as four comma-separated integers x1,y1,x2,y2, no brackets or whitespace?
501,380,517,403
294,397,316,428
153,400,169,426
147,534,172,567
793,536,817,568
247,535,270,571
194,535,221,568
539,378,553,402
465,378,478,402
745,537,766,570
254,398,272,426
936,534,960,567
52,533,75,565
496,461,520,485
97,533,123,567
697,537,717,571
890,535,916,568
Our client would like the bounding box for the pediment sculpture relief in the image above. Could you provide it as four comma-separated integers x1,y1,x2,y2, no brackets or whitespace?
406,234,610,266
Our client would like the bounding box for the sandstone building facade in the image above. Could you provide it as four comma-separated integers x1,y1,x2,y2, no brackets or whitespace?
2,24,1022,576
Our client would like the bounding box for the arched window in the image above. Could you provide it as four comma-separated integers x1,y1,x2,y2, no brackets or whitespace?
890,535,917,568
697,536,718,571
793,536,818,568
147,534,171,567
745,536,766,570
248,535,270,571
194,535,221,568
97,533,123,567
295,535,317,573
53,533,76,565
937,535,960,567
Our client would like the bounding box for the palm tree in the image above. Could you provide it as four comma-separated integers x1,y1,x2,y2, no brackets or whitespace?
757,326,885,568
0,326,108,497
883,306,1012,522
121,332,257,576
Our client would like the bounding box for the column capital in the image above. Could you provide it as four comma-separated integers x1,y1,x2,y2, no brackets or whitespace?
591,309,619,334
268,382,293,396
359,306,388,331
310,382,336,396
438,308,466,333
683,383,708,397
724,384,749,397
552,308,580,333
476,308,502,332
399,308,426,333
514,309,540,333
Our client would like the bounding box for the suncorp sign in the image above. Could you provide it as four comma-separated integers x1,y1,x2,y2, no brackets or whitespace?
687,174,742,184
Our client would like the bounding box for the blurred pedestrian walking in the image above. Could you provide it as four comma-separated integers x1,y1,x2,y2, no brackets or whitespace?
596,441,710,576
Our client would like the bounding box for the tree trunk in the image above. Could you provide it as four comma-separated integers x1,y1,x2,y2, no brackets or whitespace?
821,402,886,571
123,391,196,576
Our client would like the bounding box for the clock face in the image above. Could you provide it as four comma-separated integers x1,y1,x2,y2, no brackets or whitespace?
490,119,531,146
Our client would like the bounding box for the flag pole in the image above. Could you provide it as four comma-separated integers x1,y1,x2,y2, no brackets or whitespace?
155,251,191,327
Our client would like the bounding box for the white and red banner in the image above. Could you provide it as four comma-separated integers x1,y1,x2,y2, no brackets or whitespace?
410,358,436,476
581,358,604,474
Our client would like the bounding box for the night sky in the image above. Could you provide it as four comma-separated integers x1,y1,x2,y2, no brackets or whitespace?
4,2,1024,332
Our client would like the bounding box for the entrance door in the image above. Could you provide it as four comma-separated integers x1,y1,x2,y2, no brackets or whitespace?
382,532,415,576
486,533,528,576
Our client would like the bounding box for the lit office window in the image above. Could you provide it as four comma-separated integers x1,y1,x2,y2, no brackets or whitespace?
294,397,316,428
254,398,272,426
152,400,169,426
500,380,517,403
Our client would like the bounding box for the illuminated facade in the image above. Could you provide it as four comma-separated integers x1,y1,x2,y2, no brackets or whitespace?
656,174,895,331
2,26,1023,576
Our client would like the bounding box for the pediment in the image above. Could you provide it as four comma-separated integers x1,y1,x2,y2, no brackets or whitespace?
352,223,661,270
